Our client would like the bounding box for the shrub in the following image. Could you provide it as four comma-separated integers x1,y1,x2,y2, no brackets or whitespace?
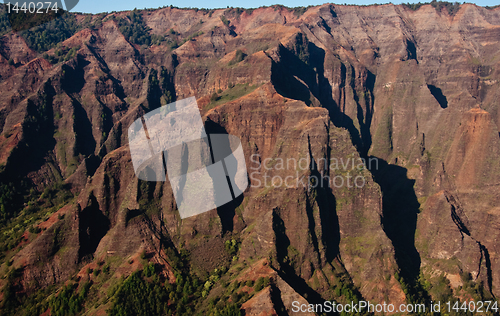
210,92,219,103
229,49,246,65
220,15,230,26
29,225,42,234
254,277,265,291
143,263,155,277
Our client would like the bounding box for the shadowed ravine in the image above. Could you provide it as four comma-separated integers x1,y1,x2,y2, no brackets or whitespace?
273,39,424,292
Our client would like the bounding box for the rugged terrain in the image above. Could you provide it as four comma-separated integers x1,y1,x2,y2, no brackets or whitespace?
0,2,499,315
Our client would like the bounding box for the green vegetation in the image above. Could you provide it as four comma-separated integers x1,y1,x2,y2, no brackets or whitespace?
108,270,169,315
0,182,19,223
220,15,230,26
253,277,270,292
13,11,103,53
457,271,495,302
415,271,499,315
394,271,430,308
42,45,81,64
1,4,66,33
430,0,461,15
208,303,242,316
224,238,240,257
403,1,461,15
115,10,175,46
0,268,89,316
292,6,310,17
0,181,73,262
49,282,91,316
403,2,426,10
19,13,82,53
224,7,256,17
107,262,244,315
117,10,158,46
136,179,162,218
0,5,11,36
177,31,204,47
228,49,246,66
331,279,367,314
187,31,204,41
205,83,260,110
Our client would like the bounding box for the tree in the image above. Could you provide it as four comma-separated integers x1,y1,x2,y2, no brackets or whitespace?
254,277,265,291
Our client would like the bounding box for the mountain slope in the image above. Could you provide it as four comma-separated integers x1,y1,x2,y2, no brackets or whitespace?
0,3,499,315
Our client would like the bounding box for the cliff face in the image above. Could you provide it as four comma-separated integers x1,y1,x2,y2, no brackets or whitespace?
0,3,499,314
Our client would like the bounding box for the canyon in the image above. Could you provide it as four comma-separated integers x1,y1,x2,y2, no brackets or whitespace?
0,2,499,314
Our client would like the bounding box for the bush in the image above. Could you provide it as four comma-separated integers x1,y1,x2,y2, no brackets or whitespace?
220,15,230,26
143,263,155,277
29,225,42,234
210,92,219,103
228,49,246,66
231,291,240,303
263,277,270,288
225,239,239,256
254,277,265,291
232,281,240,291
